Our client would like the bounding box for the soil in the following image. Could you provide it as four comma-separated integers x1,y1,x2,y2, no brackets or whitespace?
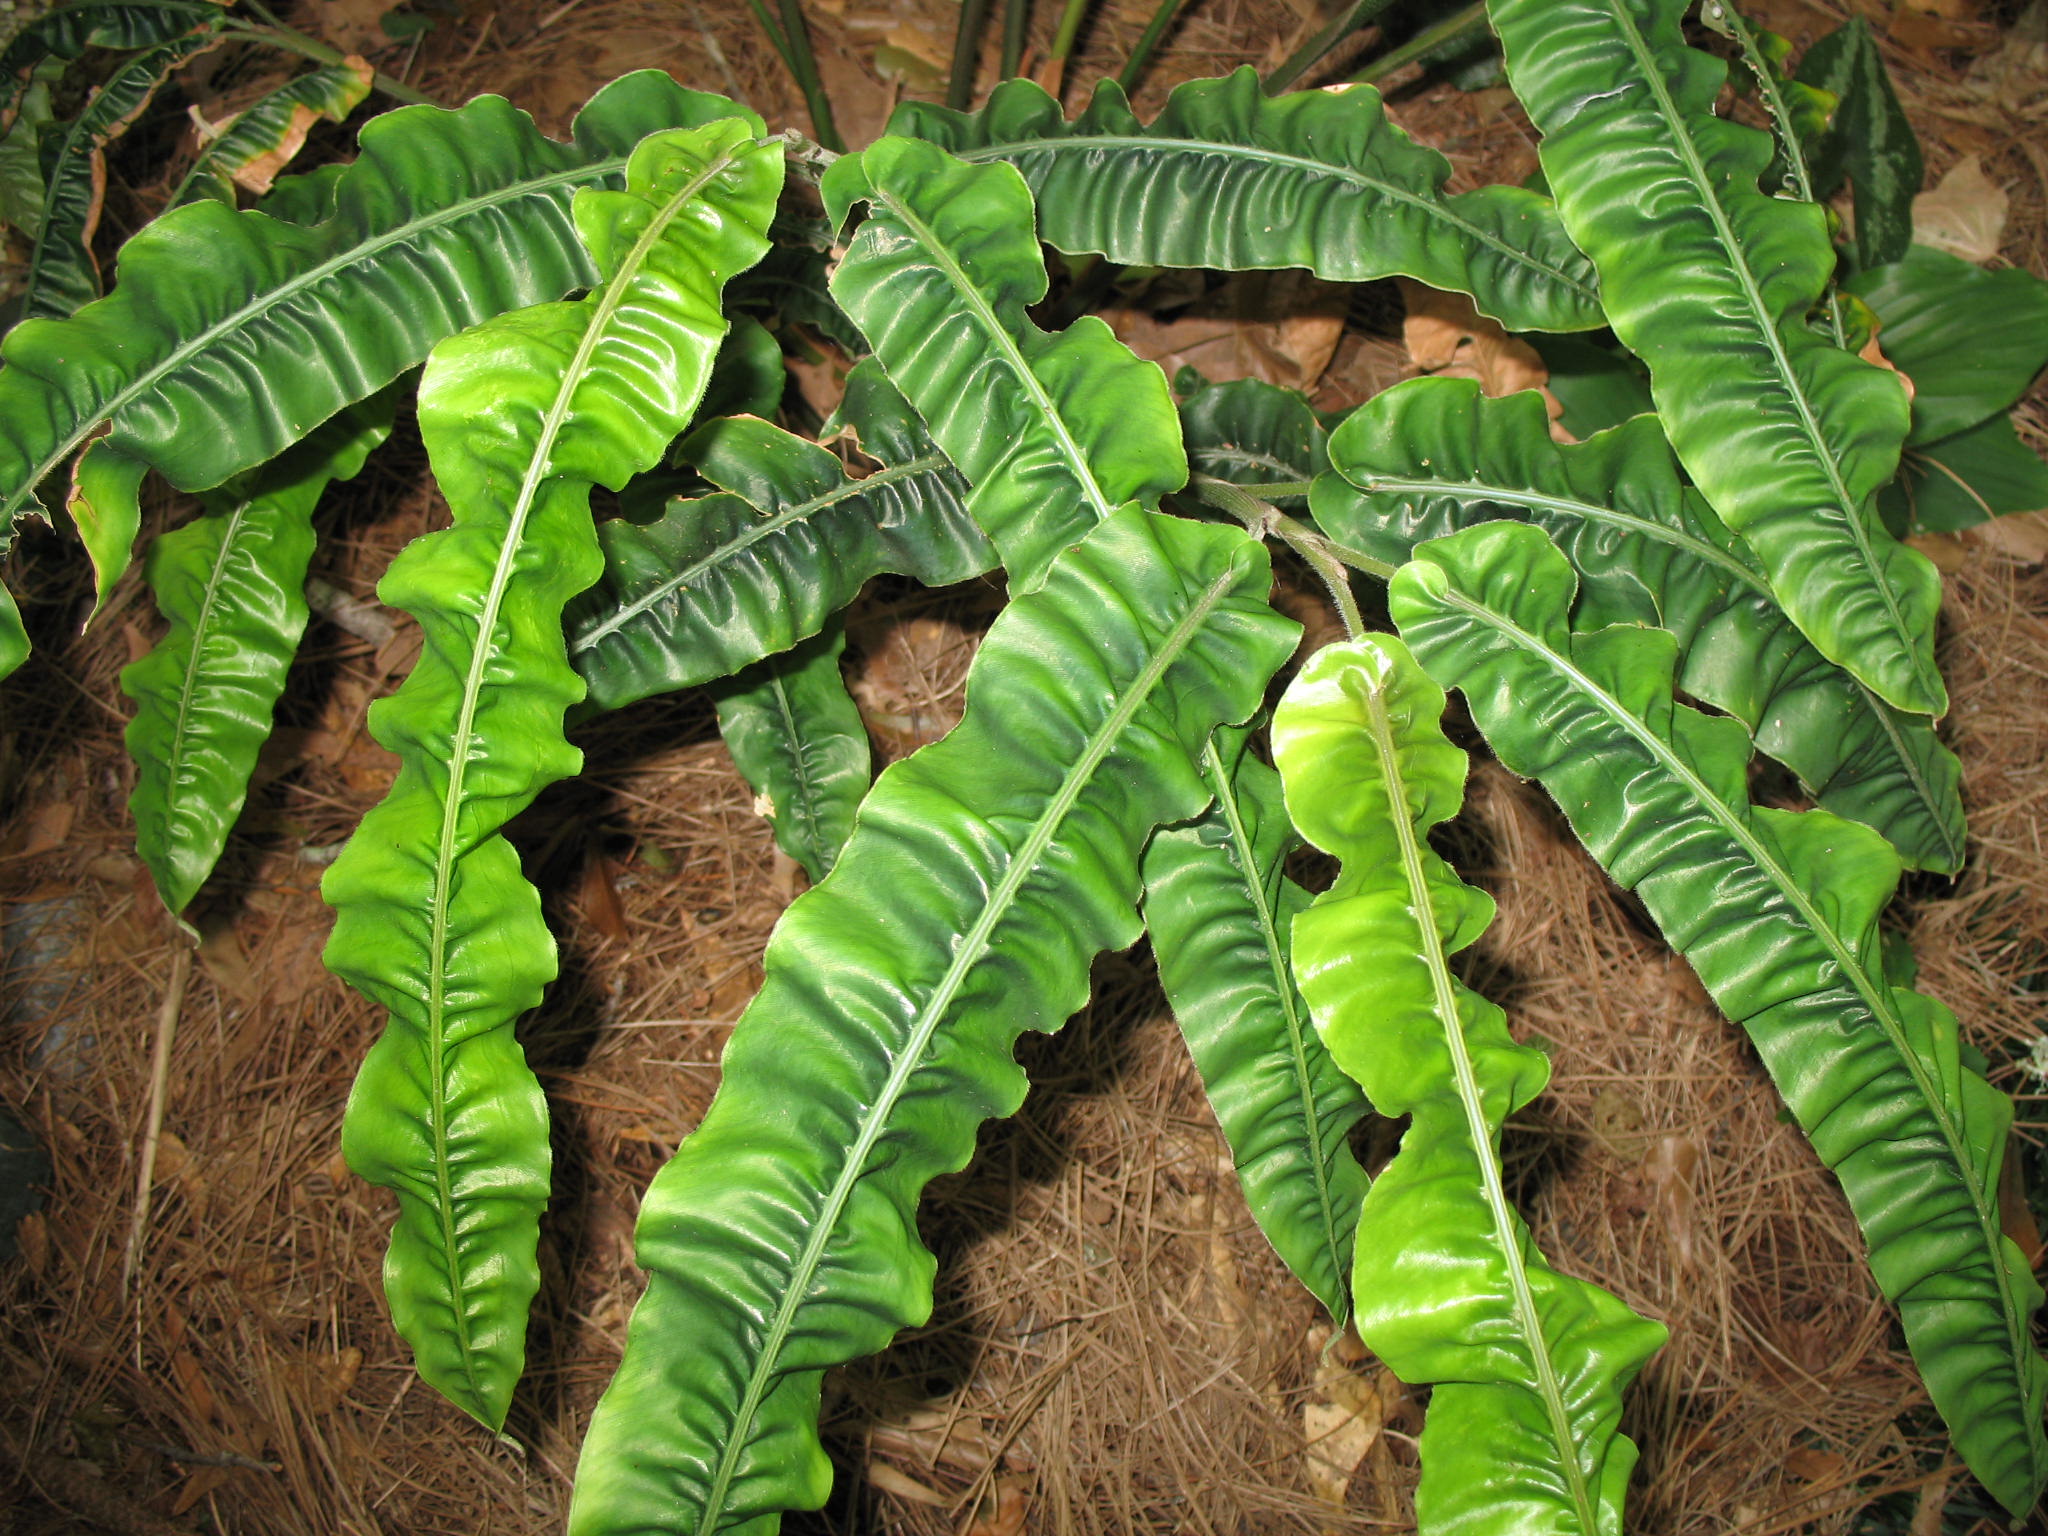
3,1,2046,1533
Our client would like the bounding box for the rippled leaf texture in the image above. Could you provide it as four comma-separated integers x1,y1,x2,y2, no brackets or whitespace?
323,118,780,1428
1701,2,1831,205
0,70,732,597
1796,15,1922,272
22,18,223,321
570,508,1295,1534
712,620,868,884
1177,376,1329,497
1390,521,2048,1515
569,360,993,714
1141,728,1368,1324
170,58,375,209
122,397,392,919
824,136,1183,589
1274,634,1663,1536
1848,244,2048,447
1489,0,1941,716
1314,377,1963,873
0,0,222,116
889,68,1603,334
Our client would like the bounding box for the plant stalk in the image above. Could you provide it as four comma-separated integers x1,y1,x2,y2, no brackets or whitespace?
949,0,993,108
1265,0,1397,95
1045,0,1091,95
1116,0,1183,94
1188,474,1374,638
774,0,843,152
1350,0,1488,87
1000,0,1031,79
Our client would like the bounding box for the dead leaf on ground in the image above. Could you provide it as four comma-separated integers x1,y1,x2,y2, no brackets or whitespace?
1398,279,1566,436
308,0,403,66
959,1475,1032,1536
1301,1326,1400,1512
1105,270,1348,395
1911,155,2009,264
1642,1133,1701,1269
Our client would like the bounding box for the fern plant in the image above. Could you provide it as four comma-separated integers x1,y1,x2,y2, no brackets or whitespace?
4,0,2046,1527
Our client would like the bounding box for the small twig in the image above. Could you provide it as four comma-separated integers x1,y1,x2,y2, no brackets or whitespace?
1350,0,1488,87
124,1435,283,1475
121,945,191,1305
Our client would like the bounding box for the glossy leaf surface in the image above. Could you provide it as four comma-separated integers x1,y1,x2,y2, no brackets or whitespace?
891,68,1604,333
323,117,780,1427
1314,377,1964,872
1489,0,1941,716
1275,635,1663,1536
712,620,868,884
0,71,731,563
1391,521,2048,1515
824,136,1184,589
570,508,1296,1533
170,58,375,208
122,397,392,917
568,360,993,714
1177,376,1329,495
1141,729,1368,1323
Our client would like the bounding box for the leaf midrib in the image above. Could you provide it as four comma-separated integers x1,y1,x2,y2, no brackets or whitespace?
695,551,1245,1530
1589,0,1934,708
1359,664,1597,1534
953,134,1600,305
423,142,742,1405
1436,578,2027,1390
4,148,618,525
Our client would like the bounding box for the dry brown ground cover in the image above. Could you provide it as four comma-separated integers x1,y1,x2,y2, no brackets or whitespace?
3,0,2046,1531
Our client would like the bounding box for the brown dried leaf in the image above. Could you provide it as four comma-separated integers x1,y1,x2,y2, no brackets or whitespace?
1104,270,1348,394
959,1475,1032,1536
1642,1133,1701,1268
1911,155,2008,264
1398,279,1565,437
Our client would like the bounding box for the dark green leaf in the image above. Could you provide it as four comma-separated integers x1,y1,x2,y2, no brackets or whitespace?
1796,15,1923,271
1884,414,2048,535
1176,376,1328,494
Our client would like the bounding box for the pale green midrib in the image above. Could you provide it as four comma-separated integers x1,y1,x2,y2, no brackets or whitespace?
1594,0,1931,704
1717,6,1849,350
954,135,1600,304
567,454,945,654
1200,447,1313,481
695,555,1245,1530
3,153,621,526
767,668,824,860
160,497,255,867
1343,469,1957,863
1361,672,1598,1534
876,190,1119,524
418,147,740,1407
1355,472,1759,587
1437,583,2027,1385
1200,735,1348,1309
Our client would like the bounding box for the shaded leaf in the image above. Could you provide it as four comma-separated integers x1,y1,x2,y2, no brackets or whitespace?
1390,520,2048,1516
713,619,869,883
1141,729,1369,1323
121,396,393,917
1176,375,1329,496
323,117,780,1428
569,506,1296,1533
1796,14,1924,270
1884,415,2048,535
169,58,375,208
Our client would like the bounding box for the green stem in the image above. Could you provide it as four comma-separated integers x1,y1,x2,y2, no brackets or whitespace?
1188,474,1371,637
1000,0,1030,79
948,0,992,109
1046,0,1090,90
1265,0,1396,95
222,23,436,105
1115,0,1182,93
1235,479,1315,500
775,0,842,153
1350,0,1487,86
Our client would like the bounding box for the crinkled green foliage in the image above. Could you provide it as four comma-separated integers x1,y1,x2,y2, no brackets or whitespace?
1489,0,1941,717
712,619,868,884
122,395,392,918
824,135,1184,588
1314,377,1964,872
891,68,1604,333
1274,634,1664,1536
322,116,780,1429
568,360,992,715
570,506,1296,1534
1177,375,1329,496
1390,521,2048,1515
1141,728,1368,1323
